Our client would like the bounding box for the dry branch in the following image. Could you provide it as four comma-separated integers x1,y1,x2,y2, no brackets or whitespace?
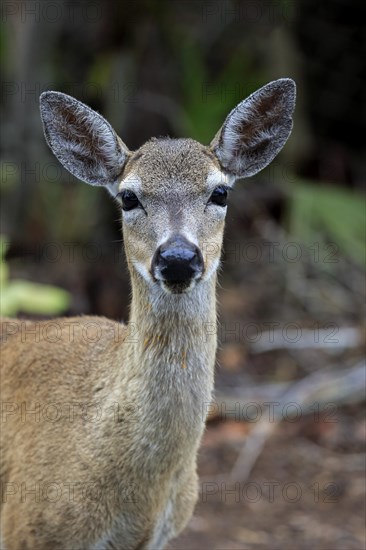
222,360,365,482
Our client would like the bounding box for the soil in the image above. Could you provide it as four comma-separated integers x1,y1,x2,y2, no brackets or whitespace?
169,405,365,550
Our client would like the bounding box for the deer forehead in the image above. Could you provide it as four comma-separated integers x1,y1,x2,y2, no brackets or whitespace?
119,137,228,195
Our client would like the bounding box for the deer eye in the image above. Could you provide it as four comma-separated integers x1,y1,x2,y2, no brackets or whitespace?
209,186,228,207
120,190,140,211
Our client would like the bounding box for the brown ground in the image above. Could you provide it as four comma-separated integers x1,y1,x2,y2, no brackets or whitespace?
169,404,365,550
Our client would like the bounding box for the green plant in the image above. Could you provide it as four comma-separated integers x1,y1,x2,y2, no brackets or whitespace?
0,236,71,317
286,180,365,266
178,40,264,143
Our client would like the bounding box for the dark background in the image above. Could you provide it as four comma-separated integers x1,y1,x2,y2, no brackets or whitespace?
1,1,365,548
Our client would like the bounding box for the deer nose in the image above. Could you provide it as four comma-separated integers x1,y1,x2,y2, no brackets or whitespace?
152,236,204,285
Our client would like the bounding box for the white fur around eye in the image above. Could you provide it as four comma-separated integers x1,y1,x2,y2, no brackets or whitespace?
121,208,145,224
118,173,143,194
206,168,234,190
118,173,146,220
206,202,227,216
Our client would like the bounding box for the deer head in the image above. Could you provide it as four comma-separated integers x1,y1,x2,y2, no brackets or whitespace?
40,79,295,295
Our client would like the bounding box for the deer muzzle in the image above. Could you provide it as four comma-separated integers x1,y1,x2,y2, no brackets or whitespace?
151,235,204,292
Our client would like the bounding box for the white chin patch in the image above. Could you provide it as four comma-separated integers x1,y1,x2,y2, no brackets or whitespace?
133,261,153,284
203,257,220,281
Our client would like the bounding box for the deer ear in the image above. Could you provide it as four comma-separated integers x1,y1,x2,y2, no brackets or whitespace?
40,92,130,195
210,78,296,179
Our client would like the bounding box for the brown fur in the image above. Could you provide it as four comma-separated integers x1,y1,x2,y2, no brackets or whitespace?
1,305,216,549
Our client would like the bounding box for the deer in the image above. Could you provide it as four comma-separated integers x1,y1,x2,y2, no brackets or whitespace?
0,78,296,549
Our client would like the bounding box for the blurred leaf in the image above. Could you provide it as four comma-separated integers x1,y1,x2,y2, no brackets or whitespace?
287,180,365,265
87,55,113,95
0,261,9,288
0,235,9,259
0,235,71,317
178,40,264,143
0,160,18,190
0,236,9,287
35,178,102,241
0,280,70,317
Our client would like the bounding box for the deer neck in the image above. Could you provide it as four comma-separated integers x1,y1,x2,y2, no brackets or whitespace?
128,271,217,374
123,272,217,456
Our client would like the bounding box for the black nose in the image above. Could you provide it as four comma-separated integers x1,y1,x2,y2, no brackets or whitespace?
152,235,204,285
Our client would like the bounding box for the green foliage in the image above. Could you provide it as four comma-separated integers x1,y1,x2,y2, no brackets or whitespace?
0,160,19,191
287,180,365,266
0,236,71,317
87,54,113,97
35,178,102,242
178,41,264,143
